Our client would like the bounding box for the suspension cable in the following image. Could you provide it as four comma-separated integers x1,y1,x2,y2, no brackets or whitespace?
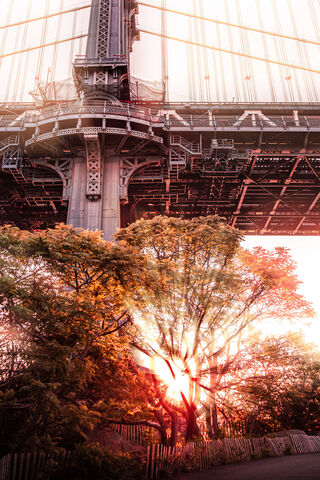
68,8,78,78
35,0,50,94
138,27,320,75
51,0,65,81
138,2,320,48
0,4,90,31
0,34,88,59
13,0,32,102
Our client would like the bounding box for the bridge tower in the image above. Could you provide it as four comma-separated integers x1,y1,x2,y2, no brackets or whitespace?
68,0,138,239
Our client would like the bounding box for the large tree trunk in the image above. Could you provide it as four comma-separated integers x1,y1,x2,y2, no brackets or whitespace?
152,376,181,447
169,411,178,447
180,391,201,441
211,401,220,436
185,406,201,441
159,427,168,445
153,410,168,445
205,407,213,439
204,401,220,438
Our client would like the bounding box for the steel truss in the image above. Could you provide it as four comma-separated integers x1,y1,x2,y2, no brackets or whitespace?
0,101,320,235
85,134,103,200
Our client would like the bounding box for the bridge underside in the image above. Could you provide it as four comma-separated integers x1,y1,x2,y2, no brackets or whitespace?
1,102,320,236
0,166,67,230
126,155,320,235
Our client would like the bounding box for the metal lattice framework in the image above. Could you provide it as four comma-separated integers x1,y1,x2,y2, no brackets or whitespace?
97,0,111,59
85,135,103,200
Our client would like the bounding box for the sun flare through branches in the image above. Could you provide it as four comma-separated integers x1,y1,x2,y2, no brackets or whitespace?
118,216,312,440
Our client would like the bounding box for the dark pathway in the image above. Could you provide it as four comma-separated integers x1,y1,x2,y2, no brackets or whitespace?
173,453,320,480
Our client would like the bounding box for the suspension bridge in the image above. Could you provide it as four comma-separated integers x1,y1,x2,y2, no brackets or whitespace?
1,0,320,238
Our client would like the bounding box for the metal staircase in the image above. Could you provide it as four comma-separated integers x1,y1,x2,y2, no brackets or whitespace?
0,136,31,183
170,135,202,155
169,136,202,170
1,149,30,183
169,163,180,181
169,147,186,166
168,135,203,184
0,136,20,153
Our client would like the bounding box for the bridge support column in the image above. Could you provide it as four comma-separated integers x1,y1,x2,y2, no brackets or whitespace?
67,158,87,230
67,144,121,241
102,155,120,241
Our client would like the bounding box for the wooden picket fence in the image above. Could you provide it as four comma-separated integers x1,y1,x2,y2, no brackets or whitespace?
1,434,320,480
145,434,320,480
111,423,145,446
0,451,71,480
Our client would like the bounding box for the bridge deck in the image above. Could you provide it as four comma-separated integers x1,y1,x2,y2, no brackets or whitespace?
0,101,319,235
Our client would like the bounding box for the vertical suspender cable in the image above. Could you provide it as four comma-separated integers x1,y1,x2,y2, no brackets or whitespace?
76,6,85,61
5,2,21,102
234,0,247,102
216,23,226,101
0,0,14,101
210,14,220,101
278,0,302,101
288,0,315,102
271,0,291,102
78,33,85,58
189,17,196,101
193,0,204,102
68,10,78,78
256,0,276,102
161,0,168,103
236,0,257,102
19,0,33,102
34,0,50,91
199,1,210,102
308,0,320,101
187,18,194,102
52,0,64,82
13,0,32,102
187,18,193,102
225,1,240,102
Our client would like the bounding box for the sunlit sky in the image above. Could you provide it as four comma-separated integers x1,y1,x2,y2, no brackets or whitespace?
0,0,320,347
243,236,320,349
2,0,320,102
0,0,89,102
134,0,320,102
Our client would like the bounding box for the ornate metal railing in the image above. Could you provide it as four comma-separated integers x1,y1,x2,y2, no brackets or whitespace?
25,127,163,147
2,107,320,130
23,104,164,125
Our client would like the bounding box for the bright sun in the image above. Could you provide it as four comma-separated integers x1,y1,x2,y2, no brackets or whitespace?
152,356,193,402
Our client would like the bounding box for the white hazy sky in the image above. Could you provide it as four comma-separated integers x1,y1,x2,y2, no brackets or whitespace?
243,236,320,349
2,0,320,102
133,0,320,102
0,1,320,347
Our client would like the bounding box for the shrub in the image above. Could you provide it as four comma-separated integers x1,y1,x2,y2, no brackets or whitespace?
42,443,145,480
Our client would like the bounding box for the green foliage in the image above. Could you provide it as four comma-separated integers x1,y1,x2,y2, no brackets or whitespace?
116,216,312,440
222,333,320,436
0,218,315,457
39,443,145,480
0,224,152,456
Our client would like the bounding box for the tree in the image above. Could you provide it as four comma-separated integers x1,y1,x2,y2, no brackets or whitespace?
0,219,314,452
0,225,145,455
223,333,320,436
116,216,312,441
0,224,186,452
